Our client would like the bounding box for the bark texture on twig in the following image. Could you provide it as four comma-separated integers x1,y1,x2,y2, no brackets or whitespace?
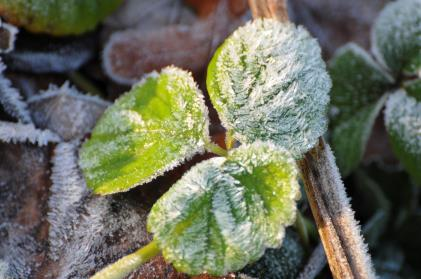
247,1,375,277
298,139,375,279
248,0,289,22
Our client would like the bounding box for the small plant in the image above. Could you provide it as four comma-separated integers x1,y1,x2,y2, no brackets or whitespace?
328,0,421,182
0,0,123,35
78,12,376,277
79,18,334,278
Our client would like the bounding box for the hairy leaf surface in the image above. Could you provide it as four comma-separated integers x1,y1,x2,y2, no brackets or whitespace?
385,90,421,185
372,0,421,77
148,143,300,275
207,19,331,158
79,67,209,194
329,44,393,176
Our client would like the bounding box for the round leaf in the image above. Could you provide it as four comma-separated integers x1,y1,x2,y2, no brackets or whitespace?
0,0,123,35
207,19,331,158
147,143,300,275
384,89,421,185
372,0,421,77
79,67,210,194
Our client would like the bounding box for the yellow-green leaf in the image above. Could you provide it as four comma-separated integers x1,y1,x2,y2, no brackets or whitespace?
79,67,210,195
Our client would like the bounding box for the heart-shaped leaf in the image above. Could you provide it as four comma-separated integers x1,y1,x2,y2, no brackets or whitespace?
207,19,331,158
372,0,421,77
0,0,123,35
384,89,421,185
328,44,393,176
79,67,210,195
147,142,300,275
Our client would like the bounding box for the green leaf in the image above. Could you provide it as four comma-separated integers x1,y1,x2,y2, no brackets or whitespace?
328,44,393,176
0,0,123,35
403,78,421,102
207,19,331,158
372,0,421,77
147,142,300,275
384,89,421,185
79,67,210,195
332,96,387,177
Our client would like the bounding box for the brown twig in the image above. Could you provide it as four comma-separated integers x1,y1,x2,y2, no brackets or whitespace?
299,139,375,278
247,1,375,278
248,0,289,22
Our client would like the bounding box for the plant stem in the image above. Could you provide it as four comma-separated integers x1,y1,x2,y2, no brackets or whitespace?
298,139,375,279
294,211,310,249
247,1,375,277
225,130,236,150
69,71,103,97
90,240,160,279
248,0,289,22
206,142,228,157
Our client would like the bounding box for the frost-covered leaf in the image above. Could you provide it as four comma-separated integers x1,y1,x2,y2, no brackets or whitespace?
28,82,109,141
148,143,300,275
241,229,305,279
0,120,61,145
372,0,421,77
0,141,52,278
0,58,32,123
0,0,123,35
48,141,90,260
3,31,96,73
79,67,210,195
207,19,331,157
328,44,393,176
384,90,421,185
104,0,195,30
103,0,245,85
0,18,18,53
103,23,212,85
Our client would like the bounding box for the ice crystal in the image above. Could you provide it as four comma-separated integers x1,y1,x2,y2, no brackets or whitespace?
372,0,421,77
297,243,326,279
322,144,376,278
79,66,210,194
148,142,300,275
0,19,18,54
46,140,151,278
28,82,109,141
0,58,32,123
55,196,150,279
0,228,39,279
48,141,90,260
207,19,331,158
0,121,61,145
384,90,421,184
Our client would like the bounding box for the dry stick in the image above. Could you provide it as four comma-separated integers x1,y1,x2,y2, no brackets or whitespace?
247,1,375,278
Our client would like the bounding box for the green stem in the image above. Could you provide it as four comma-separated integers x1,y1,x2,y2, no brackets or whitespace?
69,71,103,97
225,130,236,150
294,211,310,249
90,240,160,279
206,142,228,157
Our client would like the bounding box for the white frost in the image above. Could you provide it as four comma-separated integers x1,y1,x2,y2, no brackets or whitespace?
384,89,421,154
0,58,32,123
0,120,61,145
